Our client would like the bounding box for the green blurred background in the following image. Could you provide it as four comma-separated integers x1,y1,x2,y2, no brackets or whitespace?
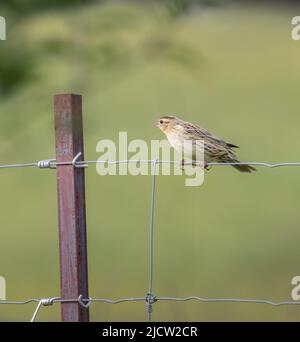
1,0,300,321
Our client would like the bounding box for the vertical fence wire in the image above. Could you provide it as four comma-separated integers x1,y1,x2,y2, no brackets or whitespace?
147,159,158,322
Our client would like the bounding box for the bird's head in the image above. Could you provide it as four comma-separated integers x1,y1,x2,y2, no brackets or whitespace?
156,115,178,134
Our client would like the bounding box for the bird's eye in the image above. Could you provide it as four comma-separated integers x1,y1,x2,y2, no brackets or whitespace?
159,120,163,124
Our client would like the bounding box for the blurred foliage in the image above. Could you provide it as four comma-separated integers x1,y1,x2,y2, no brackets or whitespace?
0,0,203,97
159,0,223,17
0,0,298,95
2,0,96,15
2,0,299,16
0,42,34,96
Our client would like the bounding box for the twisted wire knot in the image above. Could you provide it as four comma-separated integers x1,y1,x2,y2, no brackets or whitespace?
72,152,88,168
37,159,56,169
145,293,156,314
78,294,92,308
40,297,59,306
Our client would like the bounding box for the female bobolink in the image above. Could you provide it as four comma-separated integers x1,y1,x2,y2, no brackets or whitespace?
157,115,256,173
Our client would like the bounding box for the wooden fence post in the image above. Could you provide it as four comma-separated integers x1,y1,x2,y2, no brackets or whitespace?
54,94,89,322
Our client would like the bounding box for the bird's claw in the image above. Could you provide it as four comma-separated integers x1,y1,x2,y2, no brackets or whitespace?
180,160,211,171
194,161,210,170
180,159,185,170
204,162,211,171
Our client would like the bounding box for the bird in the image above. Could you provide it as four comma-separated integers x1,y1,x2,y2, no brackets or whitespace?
156,115,256,173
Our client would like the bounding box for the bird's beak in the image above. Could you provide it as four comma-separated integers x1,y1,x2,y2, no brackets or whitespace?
155,122,160,128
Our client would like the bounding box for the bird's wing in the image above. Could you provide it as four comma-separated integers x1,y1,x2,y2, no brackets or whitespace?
177,122,238,149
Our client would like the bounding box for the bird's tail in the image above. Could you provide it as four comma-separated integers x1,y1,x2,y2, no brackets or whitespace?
222,154,257,173
232,164,256,173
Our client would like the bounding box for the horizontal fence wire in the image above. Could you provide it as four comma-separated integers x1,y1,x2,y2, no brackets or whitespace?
1,296,300,322
1,156,300,321
1,158,300,170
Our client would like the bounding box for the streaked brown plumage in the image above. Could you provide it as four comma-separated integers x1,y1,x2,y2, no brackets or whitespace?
156,115,256,173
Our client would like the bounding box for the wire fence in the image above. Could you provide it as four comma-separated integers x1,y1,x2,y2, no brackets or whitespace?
1,157,300,322
2,295,300,323
2,156,300,169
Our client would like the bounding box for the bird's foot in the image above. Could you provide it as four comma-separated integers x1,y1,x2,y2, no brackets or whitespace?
204,162,211,171
193,161,211,170
181,160,211,171
180,159,185,170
